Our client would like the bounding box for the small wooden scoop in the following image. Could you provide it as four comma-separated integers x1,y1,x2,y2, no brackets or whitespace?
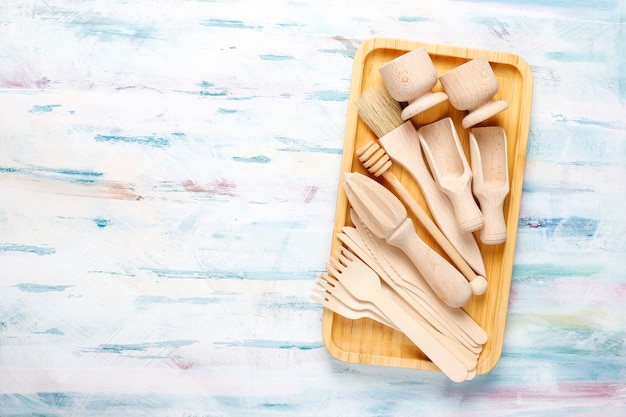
342,171,472,308
418,117,484,233
469,126,510,245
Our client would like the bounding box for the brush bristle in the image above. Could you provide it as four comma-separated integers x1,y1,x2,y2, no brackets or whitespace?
353,84,404,138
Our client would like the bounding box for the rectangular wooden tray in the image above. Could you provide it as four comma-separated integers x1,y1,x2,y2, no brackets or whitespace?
322,37,533,375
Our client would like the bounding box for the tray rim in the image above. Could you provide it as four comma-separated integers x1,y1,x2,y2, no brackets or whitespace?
321,37,533,376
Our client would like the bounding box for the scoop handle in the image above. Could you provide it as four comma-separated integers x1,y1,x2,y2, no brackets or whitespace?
385,218,472,308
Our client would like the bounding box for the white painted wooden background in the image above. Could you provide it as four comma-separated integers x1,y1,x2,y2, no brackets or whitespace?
1,0,625,415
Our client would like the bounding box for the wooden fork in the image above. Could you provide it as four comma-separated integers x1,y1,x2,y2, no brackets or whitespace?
325,247,471,382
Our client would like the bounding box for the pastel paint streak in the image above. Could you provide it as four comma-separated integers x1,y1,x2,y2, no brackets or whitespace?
1,77,50,89
0,244,56,256
303,185,318,203
232,155,271,163
1,165,104,181
398,16,429,22
30,104,61,113
546,51,607,62
182,178,237,196
144,268,318,281
308,90,349,102
554,114,625,130
13,283,72,292
94,218,109,228
94,134,171,147
135,295,225,305
64,16,157,42
275,136,342,154
514,263,602,282
318,48,355,59
460,0,618,8
259,54,294,61
518,216,599,236
32,328,65,335
214,339,324,350
80,340,198,355
217,108,237,114
199,19,262,30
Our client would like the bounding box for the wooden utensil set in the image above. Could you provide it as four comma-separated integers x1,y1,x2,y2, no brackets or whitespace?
312,48,511,381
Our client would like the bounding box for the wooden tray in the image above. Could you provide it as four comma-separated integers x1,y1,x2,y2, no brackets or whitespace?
322,37,533,375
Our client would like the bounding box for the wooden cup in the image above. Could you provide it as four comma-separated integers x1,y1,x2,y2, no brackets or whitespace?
379,48,448,120
440,56,509,129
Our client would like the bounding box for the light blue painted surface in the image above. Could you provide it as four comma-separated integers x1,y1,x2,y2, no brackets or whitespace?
0,0,625,415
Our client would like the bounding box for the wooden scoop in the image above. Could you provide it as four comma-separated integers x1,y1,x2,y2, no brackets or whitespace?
418,117,484,233
469,126,510,245
342,171,472,308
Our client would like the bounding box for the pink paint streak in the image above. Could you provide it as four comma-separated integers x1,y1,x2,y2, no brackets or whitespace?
2,77,50,89
487,382,626,401
183,179,236,196
303,185,318,203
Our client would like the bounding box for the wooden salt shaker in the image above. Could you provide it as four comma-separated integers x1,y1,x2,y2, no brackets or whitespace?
439,56,509,129
379,48,448,120
469,126,510,244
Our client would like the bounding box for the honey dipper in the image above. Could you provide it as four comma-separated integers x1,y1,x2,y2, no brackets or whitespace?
356,141,488,295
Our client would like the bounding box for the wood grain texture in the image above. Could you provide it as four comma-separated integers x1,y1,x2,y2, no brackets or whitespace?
1,0,625,415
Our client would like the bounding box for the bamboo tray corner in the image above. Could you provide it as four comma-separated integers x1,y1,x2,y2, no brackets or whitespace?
322,37,533,376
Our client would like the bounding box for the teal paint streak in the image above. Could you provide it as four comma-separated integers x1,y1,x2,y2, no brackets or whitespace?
399,16,429,22
518,216,599,237
546,51,607,62
199,19,261,30
176,81,228,97
308,90,349,102
33,328,65,335
30,104,61,113
13,283,72,292
275,136,342,154
84,340,198,354
214,339,324,350
318,48,355,58
144,268,319,281
94,218,109,228
1,244,56,256
94,134,170,147
513,263,602,282
232,155,271,163
554,114,622,130
217,108,237,114
458,0,618,8
135,295,224,305
259,54,294,61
